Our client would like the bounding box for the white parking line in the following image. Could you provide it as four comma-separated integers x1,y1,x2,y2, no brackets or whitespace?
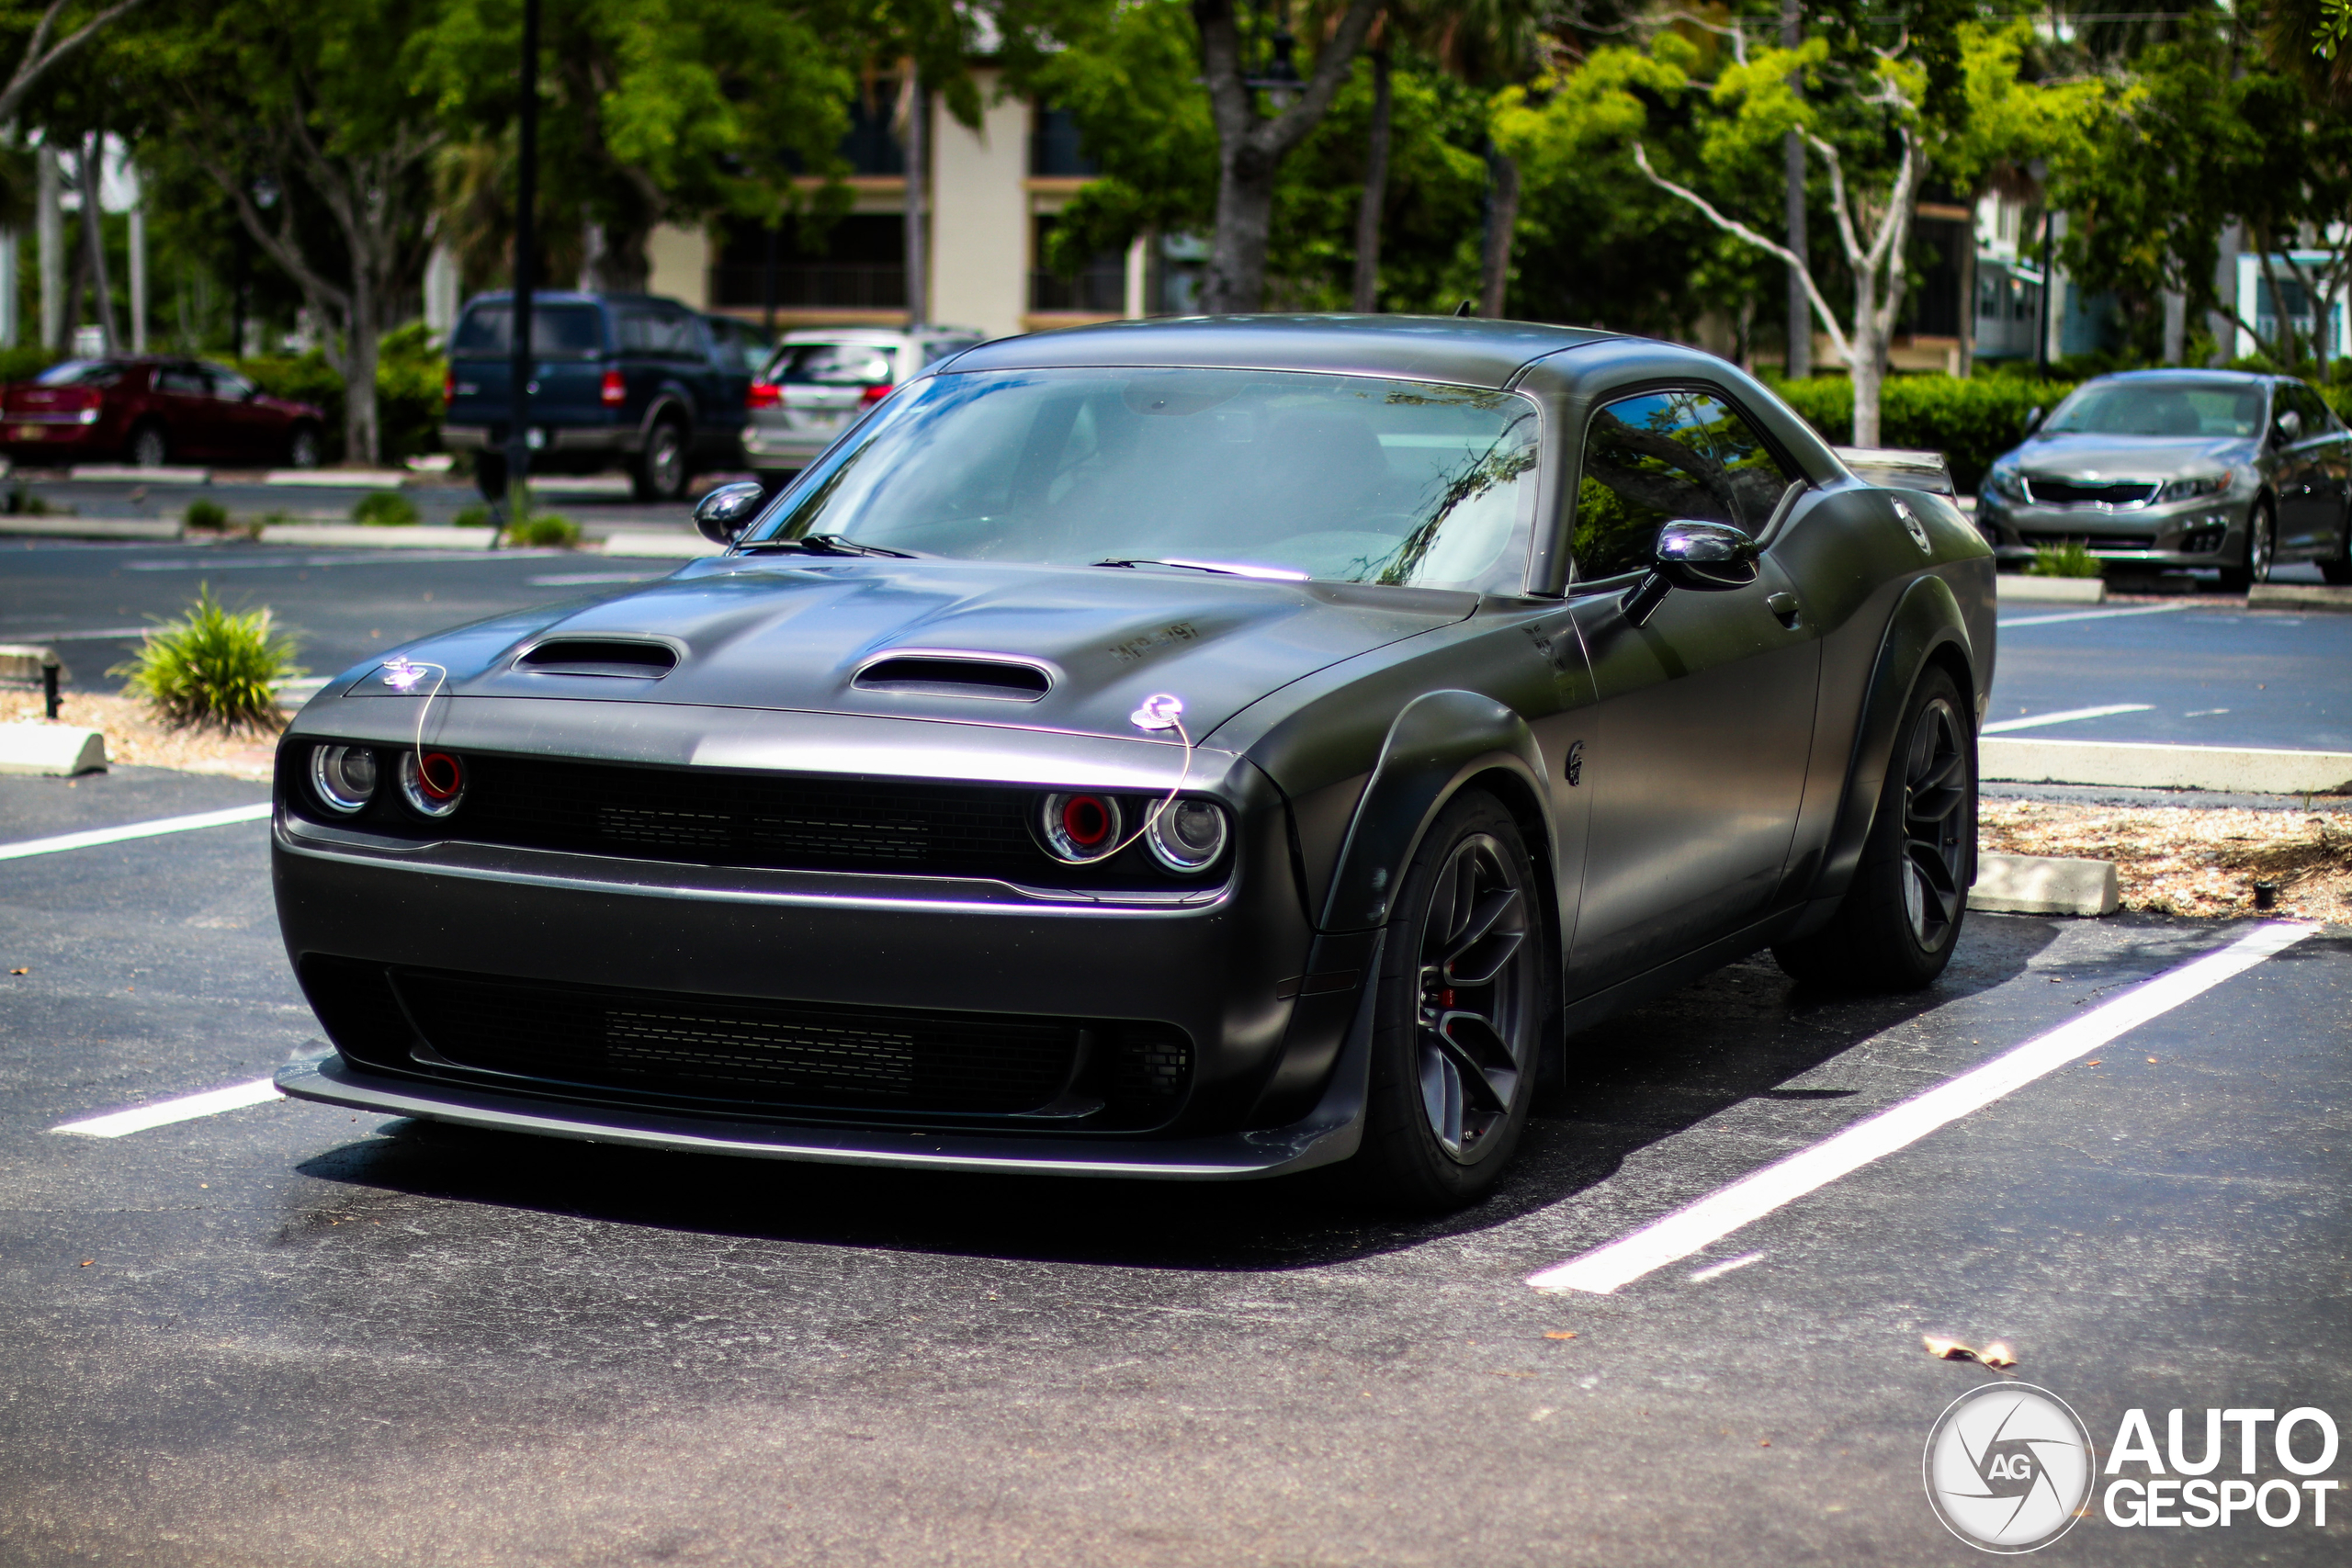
1688,1252,1766,1283
1981,703,2154,734
529,571,663,586
52,1077,280,1137
1998,603,2195,628
1527,921,2313,1295
0,803,272,862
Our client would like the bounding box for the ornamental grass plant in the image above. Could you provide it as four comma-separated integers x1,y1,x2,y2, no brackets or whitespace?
352,491,421,526
505,513,582,547
2028,538,2101,578
109,585,305,735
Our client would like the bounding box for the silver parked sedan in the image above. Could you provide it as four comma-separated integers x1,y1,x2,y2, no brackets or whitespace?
1976,370,2352,589
744,326,984,485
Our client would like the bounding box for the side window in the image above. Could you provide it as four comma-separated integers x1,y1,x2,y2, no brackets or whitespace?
2286,383,2334,434
1575,389,1799,581
155,365,206,396
205,367,256,401
619,310,697,357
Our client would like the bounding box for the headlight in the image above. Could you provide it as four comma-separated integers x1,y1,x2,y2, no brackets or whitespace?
1145,797,1229,873
1038,791,1123,863
307,744,378,814
2158,471,2233,502
397,750,466,818
1984,468,2027,502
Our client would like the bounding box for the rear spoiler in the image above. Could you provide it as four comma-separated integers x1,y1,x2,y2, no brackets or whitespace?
1832,446,1953,496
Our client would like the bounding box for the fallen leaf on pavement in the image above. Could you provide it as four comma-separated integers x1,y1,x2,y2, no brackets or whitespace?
1544,1331,1578,1340
1925,1335,2018,1369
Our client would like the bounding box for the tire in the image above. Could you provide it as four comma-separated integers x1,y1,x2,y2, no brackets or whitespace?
473,451,508,502
1346,789,1549,1211
633,417,689,502
128,421,168,469
1773,666,1973,991
285,423,322,469
2217,499,2275,593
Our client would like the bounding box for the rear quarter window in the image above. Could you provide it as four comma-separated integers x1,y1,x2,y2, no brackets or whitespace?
452,305,605,358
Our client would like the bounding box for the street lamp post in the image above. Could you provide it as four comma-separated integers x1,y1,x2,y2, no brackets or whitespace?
505,0,540,536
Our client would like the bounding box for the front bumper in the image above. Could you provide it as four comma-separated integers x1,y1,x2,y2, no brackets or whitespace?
1976,492,2247,568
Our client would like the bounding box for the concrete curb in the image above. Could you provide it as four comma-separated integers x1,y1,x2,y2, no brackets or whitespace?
2248,583,2352,613
603,531,723,558
1982,737,2352,795
1996,574,2105,604
0,516,179,540
262,469,409,489
0,723,106,775
254,525,495,549
1969,852,2120,916
65,465,212,484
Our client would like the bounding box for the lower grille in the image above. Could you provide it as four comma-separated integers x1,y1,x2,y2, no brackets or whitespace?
2022,477,2160,508
298,956,1193,1129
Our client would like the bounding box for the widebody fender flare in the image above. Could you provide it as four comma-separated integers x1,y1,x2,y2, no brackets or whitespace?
1318,689,1552,934
1810,571,1977,906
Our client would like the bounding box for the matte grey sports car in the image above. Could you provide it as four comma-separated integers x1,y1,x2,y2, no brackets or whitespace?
272,317,1995,1209
1976,369,2352,588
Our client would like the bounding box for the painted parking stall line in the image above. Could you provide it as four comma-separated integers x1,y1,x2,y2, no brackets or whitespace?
0,804,273,862
1981,703,2155,734
53,1078,281,1137
1998,603,2195,629
1528,921,2313,1295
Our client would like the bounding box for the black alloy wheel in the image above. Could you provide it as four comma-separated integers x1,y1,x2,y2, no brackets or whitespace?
636,418,688,502
1351,789,1546,1209
128,422,168,469
1773,666,1973,991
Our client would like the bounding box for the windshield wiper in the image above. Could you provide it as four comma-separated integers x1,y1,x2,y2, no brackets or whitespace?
740,534,916,558
1092,557,1308,581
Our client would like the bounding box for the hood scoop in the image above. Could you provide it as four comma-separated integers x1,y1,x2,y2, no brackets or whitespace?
516,638,679,679
853,653,1052,702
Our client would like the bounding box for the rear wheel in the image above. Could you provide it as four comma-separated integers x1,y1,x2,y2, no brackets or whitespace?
128,421,168,469
634,417,688,502
2217,499,2275,593
1773,667,1973,991
1347,789,1547,1212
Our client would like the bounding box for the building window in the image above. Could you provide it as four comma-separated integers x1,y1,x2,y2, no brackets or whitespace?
1030,107,1099,178
710,214,907,310
1030,214,1124,313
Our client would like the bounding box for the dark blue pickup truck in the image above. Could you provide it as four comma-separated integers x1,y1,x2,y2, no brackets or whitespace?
441,291,752,502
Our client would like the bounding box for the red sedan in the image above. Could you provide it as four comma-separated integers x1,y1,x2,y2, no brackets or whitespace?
0,357,327,469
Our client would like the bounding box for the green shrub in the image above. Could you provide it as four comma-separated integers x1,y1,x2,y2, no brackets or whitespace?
1766,374,2077,494
6,484,53,516
352,490,420,526
451,502,493,528
506,513,582,547
2029,538,2102,579
109,585,305,734
0,345,62,386
184,498,231,531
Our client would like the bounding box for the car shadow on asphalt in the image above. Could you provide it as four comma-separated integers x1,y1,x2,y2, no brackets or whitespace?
292,916,2075,1273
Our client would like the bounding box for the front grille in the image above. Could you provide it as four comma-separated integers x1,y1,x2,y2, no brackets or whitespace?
298,955,1194,1129
2022,477,2160,509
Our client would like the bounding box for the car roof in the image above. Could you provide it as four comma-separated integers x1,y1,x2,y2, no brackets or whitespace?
777,326,985,345
2086,368,2280,386
946,314,1617,390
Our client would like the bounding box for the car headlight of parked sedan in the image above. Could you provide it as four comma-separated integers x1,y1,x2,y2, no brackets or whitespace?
2157,470,2236,503
1983,467,2028,502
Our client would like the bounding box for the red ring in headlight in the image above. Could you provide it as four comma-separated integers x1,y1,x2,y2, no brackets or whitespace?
1060,794,1111,847
416,750,463,799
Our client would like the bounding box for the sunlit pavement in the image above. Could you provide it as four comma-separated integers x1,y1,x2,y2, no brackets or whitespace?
1,767,2345,1564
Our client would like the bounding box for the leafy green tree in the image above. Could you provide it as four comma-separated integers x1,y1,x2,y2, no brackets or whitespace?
0,2,149,128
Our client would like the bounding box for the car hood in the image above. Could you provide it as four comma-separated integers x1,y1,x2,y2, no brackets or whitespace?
2005,432,2256,479
340,556,1479,743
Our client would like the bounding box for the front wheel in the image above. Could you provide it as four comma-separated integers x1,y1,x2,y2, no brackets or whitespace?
2217,500,2275,593
1346,789,1548,1211
2322,497,2352,586
1773,666,1973,991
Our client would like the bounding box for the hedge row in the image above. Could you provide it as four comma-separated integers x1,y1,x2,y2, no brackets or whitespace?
1764,375,2076,494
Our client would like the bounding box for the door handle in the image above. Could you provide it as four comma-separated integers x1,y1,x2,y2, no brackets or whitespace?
1767,592,1802,628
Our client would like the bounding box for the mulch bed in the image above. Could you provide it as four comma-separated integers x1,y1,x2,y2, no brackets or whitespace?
1980,797,2352,925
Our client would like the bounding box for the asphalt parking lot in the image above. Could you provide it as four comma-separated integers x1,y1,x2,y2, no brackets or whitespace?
1,767,2345,1564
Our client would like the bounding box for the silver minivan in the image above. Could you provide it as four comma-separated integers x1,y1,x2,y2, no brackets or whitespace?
745,326,985,484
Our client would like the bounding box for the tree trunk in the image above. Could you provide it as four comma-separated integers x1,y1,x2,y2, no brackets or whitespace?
77,136,118,354
1202,141,1277,314
343,279,379,467
1480,152,1519,319
1781,0,1808,378
1351,50,1390,313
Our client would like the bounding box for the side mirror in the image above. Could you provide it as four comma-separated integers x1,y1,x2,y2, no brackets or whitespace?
2024,407,2044,433
2275,409,2304,446
693,480,766,545
1621,520,1759,627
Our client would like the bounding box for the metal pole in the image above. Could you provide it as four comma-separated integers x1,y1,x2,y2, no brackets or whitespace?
505,0,540,530
762,220,779,338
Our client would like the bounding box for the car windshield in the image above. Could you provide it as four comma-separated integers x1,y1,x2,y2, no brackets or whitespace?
771,343,896,386
749,367,1541,591
2042,378,2267,438
35,360,125,387
451,305,605,358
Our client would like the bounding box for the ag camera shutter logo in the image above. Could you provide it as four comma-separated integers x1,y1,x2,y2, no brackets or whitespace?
1923,1383,2095,1552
